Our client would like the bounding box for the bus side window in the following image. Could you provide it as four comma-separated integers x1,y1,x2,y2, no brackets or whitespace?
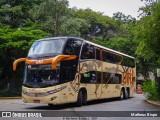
103,72,122,84
96,71,101,83
63,39,82,57
60,60,77,83
80,72,91,83
103,72,110,83
102,51,107,61
81,43,95,59
96,48,101,60
122,57,135,68
115,55,123,64
80,71,97,83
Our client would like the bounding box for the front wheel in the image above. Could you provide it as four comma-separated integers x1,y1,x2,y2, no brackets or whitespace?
76,91,83,107
48,104,54,108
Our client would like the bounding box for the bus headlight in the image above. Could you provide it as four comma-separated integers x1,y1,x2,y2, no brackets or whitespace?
22,90,27,94
47,85,67,94
47,88,61,94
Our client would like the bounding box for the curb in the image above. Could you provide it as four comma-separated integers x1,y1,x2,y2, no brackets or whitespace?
145,99,160,107
0,97,21,99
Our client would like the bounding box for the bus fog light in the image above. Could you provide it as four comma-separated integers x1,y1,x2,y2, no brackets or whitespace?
51,96,57,101
22,90,27,94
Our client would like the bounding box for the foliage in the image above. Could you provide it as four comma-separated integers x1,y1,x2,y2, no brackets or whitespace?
0,0,160,97
0,0,44,28
135,2,160,76
0,88,21,97
142,80,159,100
30,0,69,36
71,8,117,40
93,12,137,57
59,16,89,37
0,26,47,90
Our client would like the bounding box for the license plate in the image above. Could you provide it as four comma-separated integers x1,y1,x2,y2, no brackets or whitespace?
33,100,40,103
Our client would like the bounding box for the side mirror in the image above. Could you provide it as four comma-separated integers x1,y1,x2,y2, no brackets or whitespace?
13,58,26,71
51,55,77,69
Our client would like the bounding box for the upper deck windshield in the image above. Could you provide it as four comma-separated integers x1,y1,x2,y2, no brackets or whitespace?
28,38,66,58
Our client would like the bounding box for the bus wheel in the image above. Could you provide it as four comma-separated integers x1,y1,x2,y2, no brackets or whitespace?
48,104,54,108
119,89,125,100
82,91,87,104
76,91,83,107
125,89,129,99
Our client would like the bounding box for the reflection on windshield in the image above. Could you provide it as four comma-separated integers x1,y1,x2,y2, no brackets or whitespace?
28,39,66,57
23,65,60,88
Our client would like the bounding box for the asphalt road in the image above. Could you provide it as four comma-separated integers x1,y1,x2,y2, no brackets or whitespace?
0,94,160,120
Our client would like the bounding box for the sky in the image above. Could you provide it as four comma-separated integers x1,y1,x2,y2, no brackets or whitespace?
67,0,145,19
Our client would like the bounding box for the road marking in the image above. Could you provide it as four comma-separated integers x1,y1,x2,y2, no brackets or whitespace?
3,102,13,104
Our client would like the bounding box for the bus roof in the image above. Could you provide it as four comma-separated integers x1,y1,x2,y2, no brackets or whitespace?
84,40,135,59
36,37,135,59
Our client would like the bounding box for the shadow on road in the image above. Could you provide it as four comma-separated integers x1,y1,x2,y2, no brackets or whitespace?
25,97,134,111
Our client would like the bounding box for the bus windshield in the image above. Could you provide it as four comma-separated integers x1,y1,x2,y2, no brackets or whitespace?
28,39,66,58
23,64,60,88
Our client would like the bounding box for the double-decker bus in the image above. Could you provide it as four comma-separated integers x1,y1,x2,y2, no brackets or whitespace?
13,37,136,107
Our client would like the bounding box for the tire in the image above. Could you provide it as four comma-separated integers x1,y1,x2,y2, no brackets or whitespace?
82,92,87,105
48,104,54,108
124,89,129,99
119,89,125,100
76,91,83,107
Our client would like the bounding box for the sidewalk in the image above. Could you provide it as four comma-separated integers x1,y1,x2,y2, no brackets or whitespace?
146,99,160,107
0,97,21,99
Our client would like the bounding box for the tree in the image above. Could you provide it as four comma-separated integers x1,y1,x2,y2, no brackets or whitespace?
0,26,47,90
113,12,136,24
135,2,160,64
0,0,43,28
30,0,69,36
72,8,117,41
59,17,89,37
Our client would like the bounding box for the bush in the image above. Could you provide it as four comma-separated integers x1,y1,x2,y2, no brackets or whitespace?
0,88,21,97
142,80,159,101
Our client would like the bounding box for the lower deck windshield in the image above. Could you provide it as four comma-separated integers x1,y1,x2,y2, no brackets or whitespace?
23,64,60,88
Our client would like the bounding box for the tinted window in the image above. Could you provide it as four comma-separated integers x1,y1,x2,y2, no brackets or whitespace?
80,71,96,83
60,60,77,83
96,49,101,60
81,43,95,59
103,51,123,64
80,71,102,84
103,72,121,84
122,57,135,68
115,55,123,63
102,51,115,63
96,71,101,83
103,72,111,83
63,39,82,57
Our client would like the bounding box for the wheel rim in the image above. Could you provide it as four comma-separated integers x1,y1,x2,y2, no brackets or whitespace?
121,91,124,99
126,90,129,98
